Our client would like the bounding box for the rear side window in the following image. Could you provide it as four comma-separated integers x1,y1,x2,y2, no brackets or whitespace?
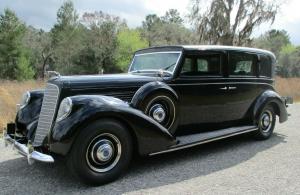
259,55,272,77
229,52,257,76
180,54,222,76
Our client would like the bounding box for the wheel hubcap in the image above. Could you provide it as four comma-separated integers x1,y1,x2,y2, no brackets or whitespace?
262,115,270,127
151,104,166,123
86,133,121,173
145,96,176,130
260,110,273,133
96,140,114,162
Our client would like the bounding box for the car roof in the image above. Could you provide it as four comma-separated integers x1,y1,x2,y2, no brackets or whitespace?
135,45,276,59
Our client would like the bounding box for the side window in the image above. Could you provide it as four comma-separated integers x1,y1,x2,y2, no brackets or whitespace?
229,52,257,76
182,58,193,72
180,54,222,76
259,55,272,77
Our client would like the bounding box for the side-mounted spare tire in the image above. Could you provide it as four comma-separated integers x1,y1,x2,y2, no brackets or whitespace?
138,92,178,134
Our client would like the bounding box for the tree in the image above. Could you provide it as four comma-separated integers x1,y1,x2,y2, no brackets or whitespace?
16,53,35,80
141,10,195,46
78,11,126,73
189,0,280,45
277,45,300,77
161,9,184,25
116,28,147,71
142,14,161,46
0,9,34,80
253,29,290,57
50,0,84,74
23,27,53,78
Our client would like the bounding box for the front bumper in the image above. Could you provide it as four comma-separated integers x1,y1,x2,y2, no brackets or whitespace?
3,124,54,164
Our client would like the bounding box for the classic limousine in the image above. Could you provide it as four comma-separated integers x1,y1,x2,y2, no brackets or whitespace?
4,45,292,185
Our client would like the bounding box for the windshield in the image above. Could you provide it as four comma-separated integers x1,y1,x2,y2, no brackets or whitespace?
129,52,181,74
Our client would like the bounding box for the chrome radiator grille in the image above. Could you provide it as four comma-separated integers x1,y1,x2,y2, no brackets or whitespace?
33,83,59,146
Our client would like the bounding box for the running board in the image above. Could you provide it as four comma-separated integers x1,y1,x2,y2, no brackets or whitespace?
149,125,258,156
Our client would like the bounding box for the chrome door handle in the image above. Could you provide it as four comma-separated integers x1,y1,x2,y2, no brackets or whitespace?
228,86,237,90
219,87,227,90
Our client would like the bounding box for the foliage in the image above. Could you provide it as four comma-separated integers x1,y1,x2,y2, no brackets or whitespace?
16,53,35,80
116,28,147,71
0,1,300,80
0,9,34,80
253,29,290,57
253,29,300,78
141,10,195,46
23,27,52,78
277,45,300,77
50,1,84,74
189,0,279,45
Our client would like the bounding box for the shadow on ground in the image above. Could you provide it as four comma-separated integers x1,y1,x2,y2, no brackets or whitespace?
0,133,286,194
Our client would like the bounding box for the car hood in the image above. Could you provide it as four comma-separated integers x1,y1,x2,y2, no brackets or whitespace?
51,73,162,90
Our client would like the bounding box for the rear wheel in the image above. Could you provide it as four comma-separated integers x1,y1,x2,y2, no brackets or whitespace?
254,105,276,140
67,119,132,185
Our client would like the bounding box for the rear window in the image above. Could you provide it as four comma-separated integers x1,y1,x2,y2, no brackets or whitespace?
229,52,257,76
259,55,272,78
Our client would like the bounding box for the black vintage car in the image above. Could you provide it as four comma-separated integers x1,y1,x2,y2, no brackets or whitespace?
4,45,292,185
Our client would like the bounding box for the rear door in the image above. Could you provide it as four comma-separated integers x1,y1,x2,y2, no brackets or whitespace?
225,51,260,121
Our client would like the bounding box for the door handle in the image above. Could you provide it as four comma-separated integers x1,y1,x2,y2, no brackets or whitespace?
228,86,237,90
219,87,227,90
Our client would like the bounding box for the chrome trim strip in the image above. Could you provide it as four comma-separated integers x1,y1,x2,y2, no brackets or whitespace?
169,82,274,88
4,132,54,164
135,51,182,56
149,127,258,156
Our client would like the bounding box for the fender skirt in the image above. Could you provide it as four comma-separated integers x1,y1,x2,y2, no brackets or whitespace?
50,95,176,156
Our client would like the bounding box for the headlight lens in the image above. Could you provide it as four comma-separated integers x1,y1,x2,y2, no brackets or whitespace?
20,91,31,109
56,97,73,122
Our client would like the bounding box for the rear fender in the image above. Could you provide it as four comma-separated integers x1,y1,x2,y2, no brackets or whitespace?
50,95,176,156
253,90,288,123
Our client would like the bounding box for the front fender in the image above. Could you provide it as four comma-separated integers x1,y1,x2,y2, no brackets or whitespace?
50,95,176,156
131,81,178,108
16,90,43,137
253,90,288,123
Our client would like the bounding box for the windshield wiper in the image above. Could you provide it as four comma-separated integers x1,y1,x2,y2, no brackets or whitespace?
163,62,176,71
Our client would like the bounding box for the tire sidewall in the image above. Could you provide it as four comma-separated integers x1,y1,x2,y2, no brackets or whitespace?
256,105,276,139
68,119,132,185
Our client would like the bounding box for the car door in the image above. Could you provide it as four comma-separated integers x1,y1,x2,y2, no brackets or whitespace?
169,51,230,131
225,51,260,121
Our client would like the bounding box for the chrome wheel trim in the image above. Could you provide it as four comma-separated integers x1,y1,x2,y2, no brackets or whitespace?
150,104,166,123
145,95,176,129
260,110,273,133
86,133,121,173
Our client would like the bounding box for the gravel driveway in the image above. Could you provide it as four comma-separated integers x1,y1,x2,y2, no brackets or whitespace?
0,104,299,195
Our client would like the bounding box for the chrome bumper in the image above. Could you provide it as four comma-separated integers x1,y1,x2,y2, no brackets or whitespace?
3,130,54,164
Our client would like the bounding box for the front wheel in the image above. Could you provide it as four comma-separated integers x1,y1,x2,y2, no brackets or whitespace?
67,119,133,185
254,105,276,140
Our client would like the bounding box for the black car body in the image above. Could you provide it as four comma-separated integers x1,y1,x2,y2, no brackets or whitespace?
4,45,292,185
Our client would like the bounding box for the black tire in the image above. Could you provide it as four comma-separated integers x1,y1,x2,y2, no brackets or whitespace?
67,119,133,185
139,92,178,134
254,105,276,140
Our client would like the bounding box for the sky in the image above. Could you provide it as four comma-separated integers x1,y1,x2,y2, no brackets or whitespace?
0,0,300,45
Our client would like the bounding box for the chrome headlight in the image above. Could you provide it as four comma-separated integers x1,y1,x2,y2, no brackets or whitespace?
20,91,31,109
56,97,73,122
